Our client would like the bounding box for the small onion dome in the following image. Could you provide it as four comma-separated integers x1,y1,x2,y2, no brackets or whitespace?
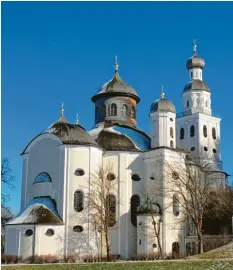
183,80,210,93
186,55,205,70
96,124,151,151
150,97,176,114
91,57,140,103
137,194,162,216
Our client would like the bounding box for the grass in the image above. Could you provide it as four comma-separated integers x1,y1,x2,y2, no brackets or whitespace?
2,261,233,270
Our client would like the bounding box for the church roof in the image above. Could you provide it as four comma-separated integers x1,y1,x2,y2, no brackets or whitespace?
96,123,151,151
186,55,205,70
22,116,98,154
6,197,63,225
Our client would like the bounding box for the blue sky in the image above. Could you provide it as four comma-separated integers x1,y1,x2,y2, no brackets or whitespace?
2,1,233,214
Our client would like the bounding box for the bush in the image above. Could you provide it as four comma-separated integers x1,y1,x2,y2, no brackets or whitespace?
62,254,76,263
130,253,158,261
1,254,22,264
82,254,120,262
23,254,60,264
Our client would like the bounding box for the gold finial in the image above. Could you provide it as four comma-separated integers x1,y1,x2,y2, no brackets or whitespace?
60,102,64,117
114,55,119,73
193,39,197,55
160,85,165,99
75,113,79,125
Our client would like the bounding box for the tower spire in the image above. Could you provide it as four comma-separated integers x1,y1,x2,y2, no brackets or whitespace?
60,102,64,117
160,85,165,99
75,113,79,125
193,39,197,55
114,55,119,73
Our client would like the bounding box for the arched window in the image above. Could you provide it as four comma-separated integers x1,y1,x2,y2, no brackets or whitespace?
122,104,128,116
74,190,84,212
212,127,216,139
180,128,184,140
102,104,106,117
170,140,174,148
170,127,174,138
187,100,189,108
34,172,51,184
131,195,140,227
95,107,99,119
109,103,117,116
131,106,136,118
203,125,207,137
190,125,195,137
106,194,116,227
173,194,179,216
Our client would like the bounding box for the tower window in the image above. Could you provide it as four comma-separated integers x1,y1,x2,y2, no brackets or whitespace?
106,194,116,227
213,149,217,153
74,168,85,176
131,106,136,118
73,225,84,232
180,128,184,140
190,125,195,137
107,172,116,181
187,100,189,108
45,229,55,237
170,127,174,138
131,173,141,181
122,104,128,116
212,128,216,140
33,172,52,184
173,194,179,216
170,118,173,122
204,146,208,151
170,140,174,148
191,147,195,151
109,103,117,116
74,190,84,212
131,195,140,227
203,125,207,137
25,229,33,237
102,104,106,117
190,71,193,78
95,107,99,119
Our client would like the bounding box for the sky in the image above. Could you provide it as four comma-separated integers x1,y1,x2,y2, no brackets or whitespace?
2,1,233,215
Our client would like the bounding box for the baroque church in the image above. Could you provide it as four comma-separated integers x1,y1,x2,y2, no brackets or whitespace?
5,44,227,259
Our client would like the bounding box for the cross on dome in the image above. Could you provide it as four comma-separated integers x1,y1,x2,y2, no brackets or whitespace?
60,102,64,117
161,85,165,99
193,39,197,55
114,55,119,73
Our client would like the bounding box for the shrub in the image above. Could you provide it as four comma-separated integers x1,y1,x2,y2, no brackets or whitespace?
23,254,60,264
62,255,76,263
82,254,120,262
1,255,22,264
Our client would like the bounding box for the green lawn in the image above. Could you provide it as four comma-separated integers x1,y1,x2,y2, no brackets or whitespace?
2,261,233,270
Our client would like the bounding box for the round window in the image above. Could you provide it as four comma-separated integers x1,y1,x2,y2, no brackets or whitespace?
213,149,217,153
45,229,55,236
172,171,179,180
74,169,85,176
107,173,116,181
25,229,33,237
190,147,195,151
73,225,84,232
204,147,208,151
131,174,141,181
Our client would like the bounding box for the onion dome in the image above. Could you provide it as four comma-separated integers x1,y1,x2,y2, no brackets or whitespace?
183,80,210,93
22,105,98,154
96,124,151,151
137,193,162,215
91,56,140,103
186,42,205,70
150,90,176,114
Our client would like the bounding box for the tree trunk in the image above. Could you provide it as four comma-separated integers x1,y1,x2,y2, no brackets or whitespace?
197,229,204,254
104,226,111,261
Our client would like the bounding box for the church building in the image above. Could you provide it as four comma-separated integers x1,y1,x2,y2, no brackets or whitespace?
5,44,226,259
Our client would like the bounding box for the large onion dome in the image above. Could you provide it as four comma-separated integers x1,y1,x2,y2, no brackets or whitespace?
91,57,140,103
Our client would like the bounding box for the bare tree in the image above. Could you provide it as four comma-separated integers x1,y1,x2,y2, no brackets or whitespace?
1,157,15,253
163,155,226,254
87,163,117,261
1,157,15,209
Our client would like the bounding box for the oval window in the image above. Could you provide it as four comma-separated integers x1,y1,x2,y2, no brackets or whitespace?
172,171,179,180
25,229,33,237
213,149,217,153
212,128,216,140
107,173,116,181
203,125,207,138
190,125,195,137
131,174,141,181
74,169,85,176
180,128,184,140
45,229,55,236
204,146,208,151
73,225,84,232
191,147,195,151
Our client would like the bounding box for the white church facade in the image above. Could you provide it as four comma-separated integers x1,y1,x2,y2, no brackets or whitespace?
5,44,226,259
